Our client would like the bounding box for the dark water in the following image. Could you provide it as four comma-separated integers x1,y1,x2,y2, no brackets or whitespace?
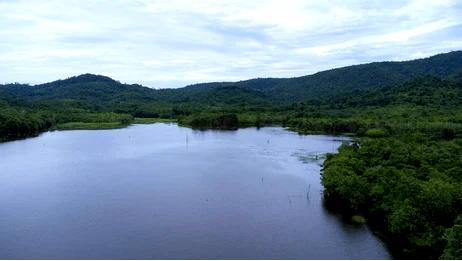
0,123,390,259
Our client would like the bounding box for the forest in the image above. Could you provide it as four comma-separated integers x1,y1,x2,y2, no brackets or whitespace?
1,51,462,259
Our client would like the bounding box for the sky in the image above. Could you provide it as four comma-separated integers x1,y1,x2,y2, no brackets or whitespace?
1,0,462,88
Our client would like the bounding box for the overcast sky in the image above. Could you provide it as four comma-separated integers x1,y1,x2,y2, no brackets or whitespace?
1,0,462,88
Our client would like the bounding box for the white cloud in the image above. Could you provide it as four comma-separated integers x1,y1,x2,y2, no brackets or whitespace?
0,0,461,87
296,19,462,56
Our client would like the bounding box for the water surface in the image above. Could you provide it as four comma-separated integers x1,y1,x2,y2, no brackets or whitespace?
0,124,390,259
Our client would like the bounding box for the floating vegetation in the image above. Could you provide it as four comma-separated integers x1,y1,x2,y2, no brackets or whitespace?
351,215,366,224
291,150,327,164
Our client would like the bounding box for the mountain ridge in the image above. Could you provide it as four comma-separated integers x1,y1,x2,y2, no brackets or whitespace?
1,50,462,107
182,50,462,101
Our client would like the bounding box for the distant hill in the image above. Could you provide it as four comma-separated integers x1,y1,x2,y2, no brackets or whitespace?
1,50,462,108
0,74,158,108
183,51,462,101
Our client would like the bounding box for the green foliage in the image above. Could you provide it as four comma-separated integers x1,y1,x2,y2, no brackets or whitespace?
184,51,462,102
441,216,462,259
133,118,177,124
289,118,362,134
56,121,128,130
2,51,462,114
322,137,462,259
351,215,367,224
365,128,388,137
0,104,53,140
180,113,240,130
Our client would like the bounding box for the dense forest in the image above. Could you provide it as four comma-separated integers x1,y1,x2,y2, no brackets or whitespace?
1,51,462,258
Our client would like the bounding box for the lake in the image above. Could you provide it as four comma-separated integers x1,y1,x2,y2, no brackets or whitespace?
0,123,390,259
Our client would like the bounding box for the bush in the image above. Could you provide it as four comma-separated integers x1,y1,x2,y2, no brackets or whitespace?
441,216,462,259
183,113,240,130
365,128,388,137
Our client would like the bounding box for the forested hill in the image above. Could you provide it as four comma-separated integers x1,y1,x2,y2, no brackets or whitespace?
1,51,462,107
0,74,157,105
328,75,462,109
184,50,462,101
0,79,275,120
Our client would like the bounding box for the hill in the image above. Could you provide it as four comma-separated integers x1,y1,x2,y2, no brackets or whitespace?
184,51,462,101
329,75,462,109
1,51,462,108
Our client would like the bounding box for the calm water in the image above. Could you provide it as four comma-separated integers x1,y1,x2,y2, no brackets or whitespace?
0,123,390,259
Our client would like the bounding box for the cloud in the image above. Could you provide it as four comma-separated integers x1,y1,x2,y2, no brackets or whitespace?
296,19,462,56
1,0,462,88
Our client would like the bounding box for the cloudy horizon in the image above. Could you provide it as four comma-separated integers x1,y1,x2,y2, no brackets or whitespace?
1,0,462,88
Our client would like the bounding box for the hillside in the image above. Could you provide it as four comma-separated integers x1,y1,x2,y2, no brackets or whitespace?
0,74,158,107
1,51,462,108
329,76,462,109
184,51,462,101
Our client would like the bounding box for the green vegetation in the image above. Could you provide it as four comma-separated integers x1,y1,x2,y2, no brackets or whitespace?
56,122,129,130
183,51,462,102
0,103,53,141
179,113,239,130
365,128,388,137
351,215,367,224
322,136,462,259
441,216,462,259
133,117,177,124
1,51,462,258
293,75,462,259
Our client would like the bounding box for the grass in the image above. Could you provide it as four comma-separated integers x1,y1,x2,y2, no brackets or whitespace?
133,118,177,124
56,122,128,130
351,215,367,224
56,118,177,131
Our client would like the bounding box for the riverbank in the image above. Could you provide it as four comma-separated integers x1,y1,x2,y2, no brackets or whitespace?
0,118,177,143
321,133,462,259
55,118,177,130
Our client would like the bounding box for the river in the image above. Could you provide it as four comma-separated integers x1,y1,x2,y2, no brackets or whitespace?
0,123,390,259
